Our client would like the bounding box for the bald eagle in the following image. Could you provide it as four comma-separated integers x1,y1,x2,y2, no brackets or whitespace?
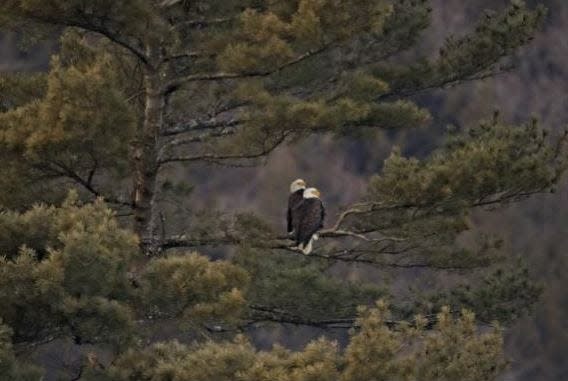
293,187,325,255
287,179,306,235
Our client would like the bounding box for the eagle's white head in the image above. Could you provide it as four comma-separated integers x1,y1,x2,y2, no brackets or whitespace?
290,178,307,193
303,187,321,199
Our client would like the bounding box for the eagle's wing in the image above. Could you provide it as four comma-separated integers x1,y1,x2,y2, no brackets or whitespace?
292,199,305,242
297,199,324,246
287,192,302,233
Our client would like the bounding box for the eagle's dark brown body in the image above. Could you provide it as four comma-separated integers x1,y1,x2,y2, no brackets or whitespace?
287,189,305,234
293,197,325,249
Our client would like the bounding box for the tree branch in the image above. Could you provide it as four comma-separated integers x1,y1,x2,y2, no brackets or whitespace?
161,118,243,137
159,132,289,165
19,12,150,68
165,46,330,93
161,129,237,155
14,329,66,355
378,65,514,102
171,16,235,30
246,305,443,330
149,236,237,249
39,161,132,207
161,51,209,63
319,229,405,243
150,187,552,267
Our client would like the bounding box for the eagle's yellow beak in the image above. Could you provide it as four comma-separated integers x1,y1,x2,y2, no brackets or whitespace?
315,189,321,198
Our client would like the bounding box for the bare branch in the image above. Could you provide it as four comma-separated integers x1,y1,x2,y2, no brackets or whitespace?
325,201,421,231
14,329,66,355
327,204,370,231
161,129,237,155
85,25,150,68
378,65,515,102
247,305,445,330
159,132,289,165
37,160,132,207
171,16,235,30
158,0,183,8
319,229,405,243
273,244,482,270
147,235,237,249
20,12,150,67
165,46,330,93
162,118,243,137
162,51,209,63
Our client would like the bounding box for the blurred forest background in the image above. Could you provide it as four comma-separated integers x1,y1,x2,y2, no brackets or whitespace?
1,0,567,380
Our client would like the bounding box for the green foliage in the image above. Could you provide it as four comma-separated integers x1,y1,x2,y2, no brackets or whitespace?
243,338,339,381
217,0,393,73
341,115,567,271
412,308,506,381
436,1,544,78
0,193,137,344
341,302,416,380
0,0,558,379
422,264,542,324
94,337,256,381
0,194,249,353
236,248,385,320
0,46,137,208
0,249,65,343
87,303,505,381
376,1,545,95
0,320,43,381
61,296,135,347
378,0,431,54
368,116,560,207
211,81,430,159
140,253,249,324
0,72,46,112
233,212,276,243
342,303,506,381
0,0,164,45
0,202,59,258
0,55,135,168
0,0,548,209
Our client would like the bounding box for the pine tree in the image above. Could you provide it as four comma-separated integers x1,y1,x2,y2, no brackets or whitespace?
0,0,565,379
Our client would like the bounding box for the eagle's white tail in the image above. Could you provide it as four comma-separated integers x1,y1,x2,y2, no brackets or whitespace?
301,237,314,255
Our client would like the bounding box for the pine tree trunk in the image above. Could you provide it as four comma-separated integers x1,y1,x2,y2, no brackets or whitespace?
132,52,164,252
